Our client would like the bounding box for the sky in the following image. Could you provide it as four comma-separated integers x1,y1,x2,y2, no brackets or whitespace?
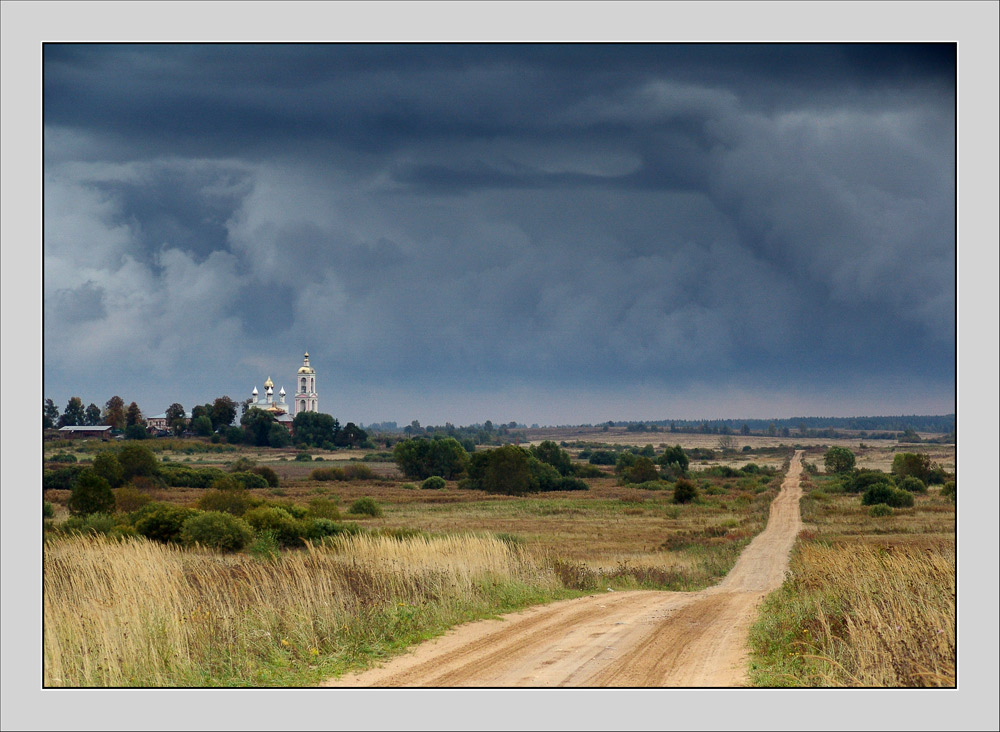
41,43,957,426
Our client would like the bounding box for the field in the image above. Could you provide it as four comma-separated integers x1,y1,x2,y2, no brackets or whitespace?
747,445,956,686
42,434,954,687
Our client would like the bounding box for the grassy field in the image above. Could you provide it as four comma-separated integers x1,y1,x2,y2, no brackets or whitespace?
747,448,955,687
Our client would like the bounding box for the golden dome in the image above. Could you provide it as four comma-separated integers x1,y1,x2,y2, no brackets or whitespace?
264,376,274,388
297,366,314,374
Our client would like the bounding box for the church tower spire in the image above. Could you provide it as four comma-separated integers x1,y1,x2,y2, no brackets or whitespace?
295,352,318,415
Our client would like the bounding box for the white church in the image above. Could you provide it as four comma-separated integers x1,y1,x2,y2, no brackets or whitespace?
246,352,319,428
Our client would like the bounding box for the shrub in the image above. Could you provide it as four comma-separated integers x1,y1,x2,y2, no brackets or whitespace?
159,465,227,488
869,504,894,517
242,506,304,547
529,441,573,476
67,470,116,516
124,424,149,440
197,489,255,516
897,476,927,493
43,501,55,519
62,512,118,536
134,504,198,543
861,484,914,508
229,471,269,490
113,485,152,513
941,481,956,500
400,483,418,490
467,445,535,496
250,465,280,488
43,465,85,491
623,456,659,484
393,437,470,480
310,466,346,481
891,452,934,483
573,464,604,478
180,512,253,552
823,446,856,473
840,469,893,493
294,452,313,462
342,463,376,481
673,478,698,504
553,477,589,491
307,497,341,520
49,453,77,463
348,497,382,517
421,476,447,490
658,445,689,473
228,457,257,473
268,424,292,448
588,450,617,465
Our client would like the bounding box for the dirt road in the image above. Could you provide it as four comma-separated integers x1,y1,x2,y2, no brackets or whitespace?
324,450,804,687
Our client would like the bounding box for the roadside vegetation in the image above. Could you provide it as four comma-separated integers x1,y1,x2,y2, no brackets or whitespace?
748,446,955,687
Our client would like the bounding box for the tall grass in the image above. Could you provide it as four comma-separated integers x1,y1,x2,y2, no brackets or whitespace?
748,540,955,686
44,533,563,686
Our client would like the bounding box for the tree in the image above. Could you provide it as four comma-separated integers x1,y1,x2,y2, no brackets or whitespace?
657,445,689,473
240,407,277,447
717,435,738,452
211,396,238,431
43,398,60,429
467,444,534,496
165,403,187,436
393,437,469,480
58,397,86,427
529,440,572,476
673,478,698,504
91,451,124,488
891,453,934,483
85,403,103,426
740,423,751,436
67,469,115,516
103,396,126,430
268,423,292,448
192,415,214,437
191,404,211,422
291,411,339,447
823,446,856,474
125,401,143,428
125,424,149,440
624,456,659,484
118,443,159,481
335,422,368,448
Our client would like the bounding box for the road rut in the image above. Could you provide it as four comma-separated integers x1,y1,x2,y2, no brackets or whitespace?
324,450,804,687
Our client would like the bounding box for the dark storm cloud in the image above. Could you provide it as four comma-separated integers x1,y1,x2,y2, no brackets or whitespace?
43,43,955,420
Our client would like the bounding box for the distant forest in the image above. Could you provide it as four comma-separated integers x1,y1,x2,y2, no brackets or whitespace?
610,414,956,438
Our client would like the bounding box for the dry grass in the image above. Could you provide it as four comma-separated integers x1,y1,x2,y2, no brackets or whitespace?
750,540,955,686
43,533,561,687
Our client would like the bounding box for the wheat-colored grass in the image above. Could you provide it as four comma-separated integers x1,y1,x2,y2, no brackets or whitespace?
751,540,955,686
44,533,559,687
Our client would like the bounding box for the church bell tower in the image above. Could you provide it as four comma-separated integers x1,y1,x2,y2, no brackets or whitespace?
295,352,318,415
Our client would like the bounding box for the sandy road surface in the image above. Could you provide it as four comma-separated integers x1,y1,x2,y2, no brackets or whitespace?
324,451,804,687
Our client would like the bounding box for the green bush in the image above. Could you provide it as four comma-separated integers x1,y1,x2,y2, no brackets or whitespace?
159,464,227,488
673,478,698,504
134,504,198,543
92,452,125,488
868,504,893,517
61,512,119,536
421,476,447,490
623,456,659,484
552,477,589,491
392,437,470,480
242,506,304,547
861,484,914,508
250,465,280,488
307,497,341,520
197,489,255,516
229,471,269,490
342,463,376,480
897,476,927,493
43,501,55,519
573,464,604,478
941,481,956,500
228,457,257,473
124,424,149,440
348,497,382,517
840,469,893,493
588,450,617,465
180,512,253,552
49,453,77,463
294,452,313,462
400,483,418,490
43,465,85,491
248,531,281,561
67,470,116,516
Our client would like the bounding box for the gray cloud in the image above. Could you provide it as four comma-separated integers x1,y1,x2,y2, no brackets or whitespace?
43,44,955,422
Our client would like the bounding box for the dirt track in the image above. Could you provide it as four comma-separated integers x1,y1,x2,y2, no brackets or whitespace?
324,450,804,687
